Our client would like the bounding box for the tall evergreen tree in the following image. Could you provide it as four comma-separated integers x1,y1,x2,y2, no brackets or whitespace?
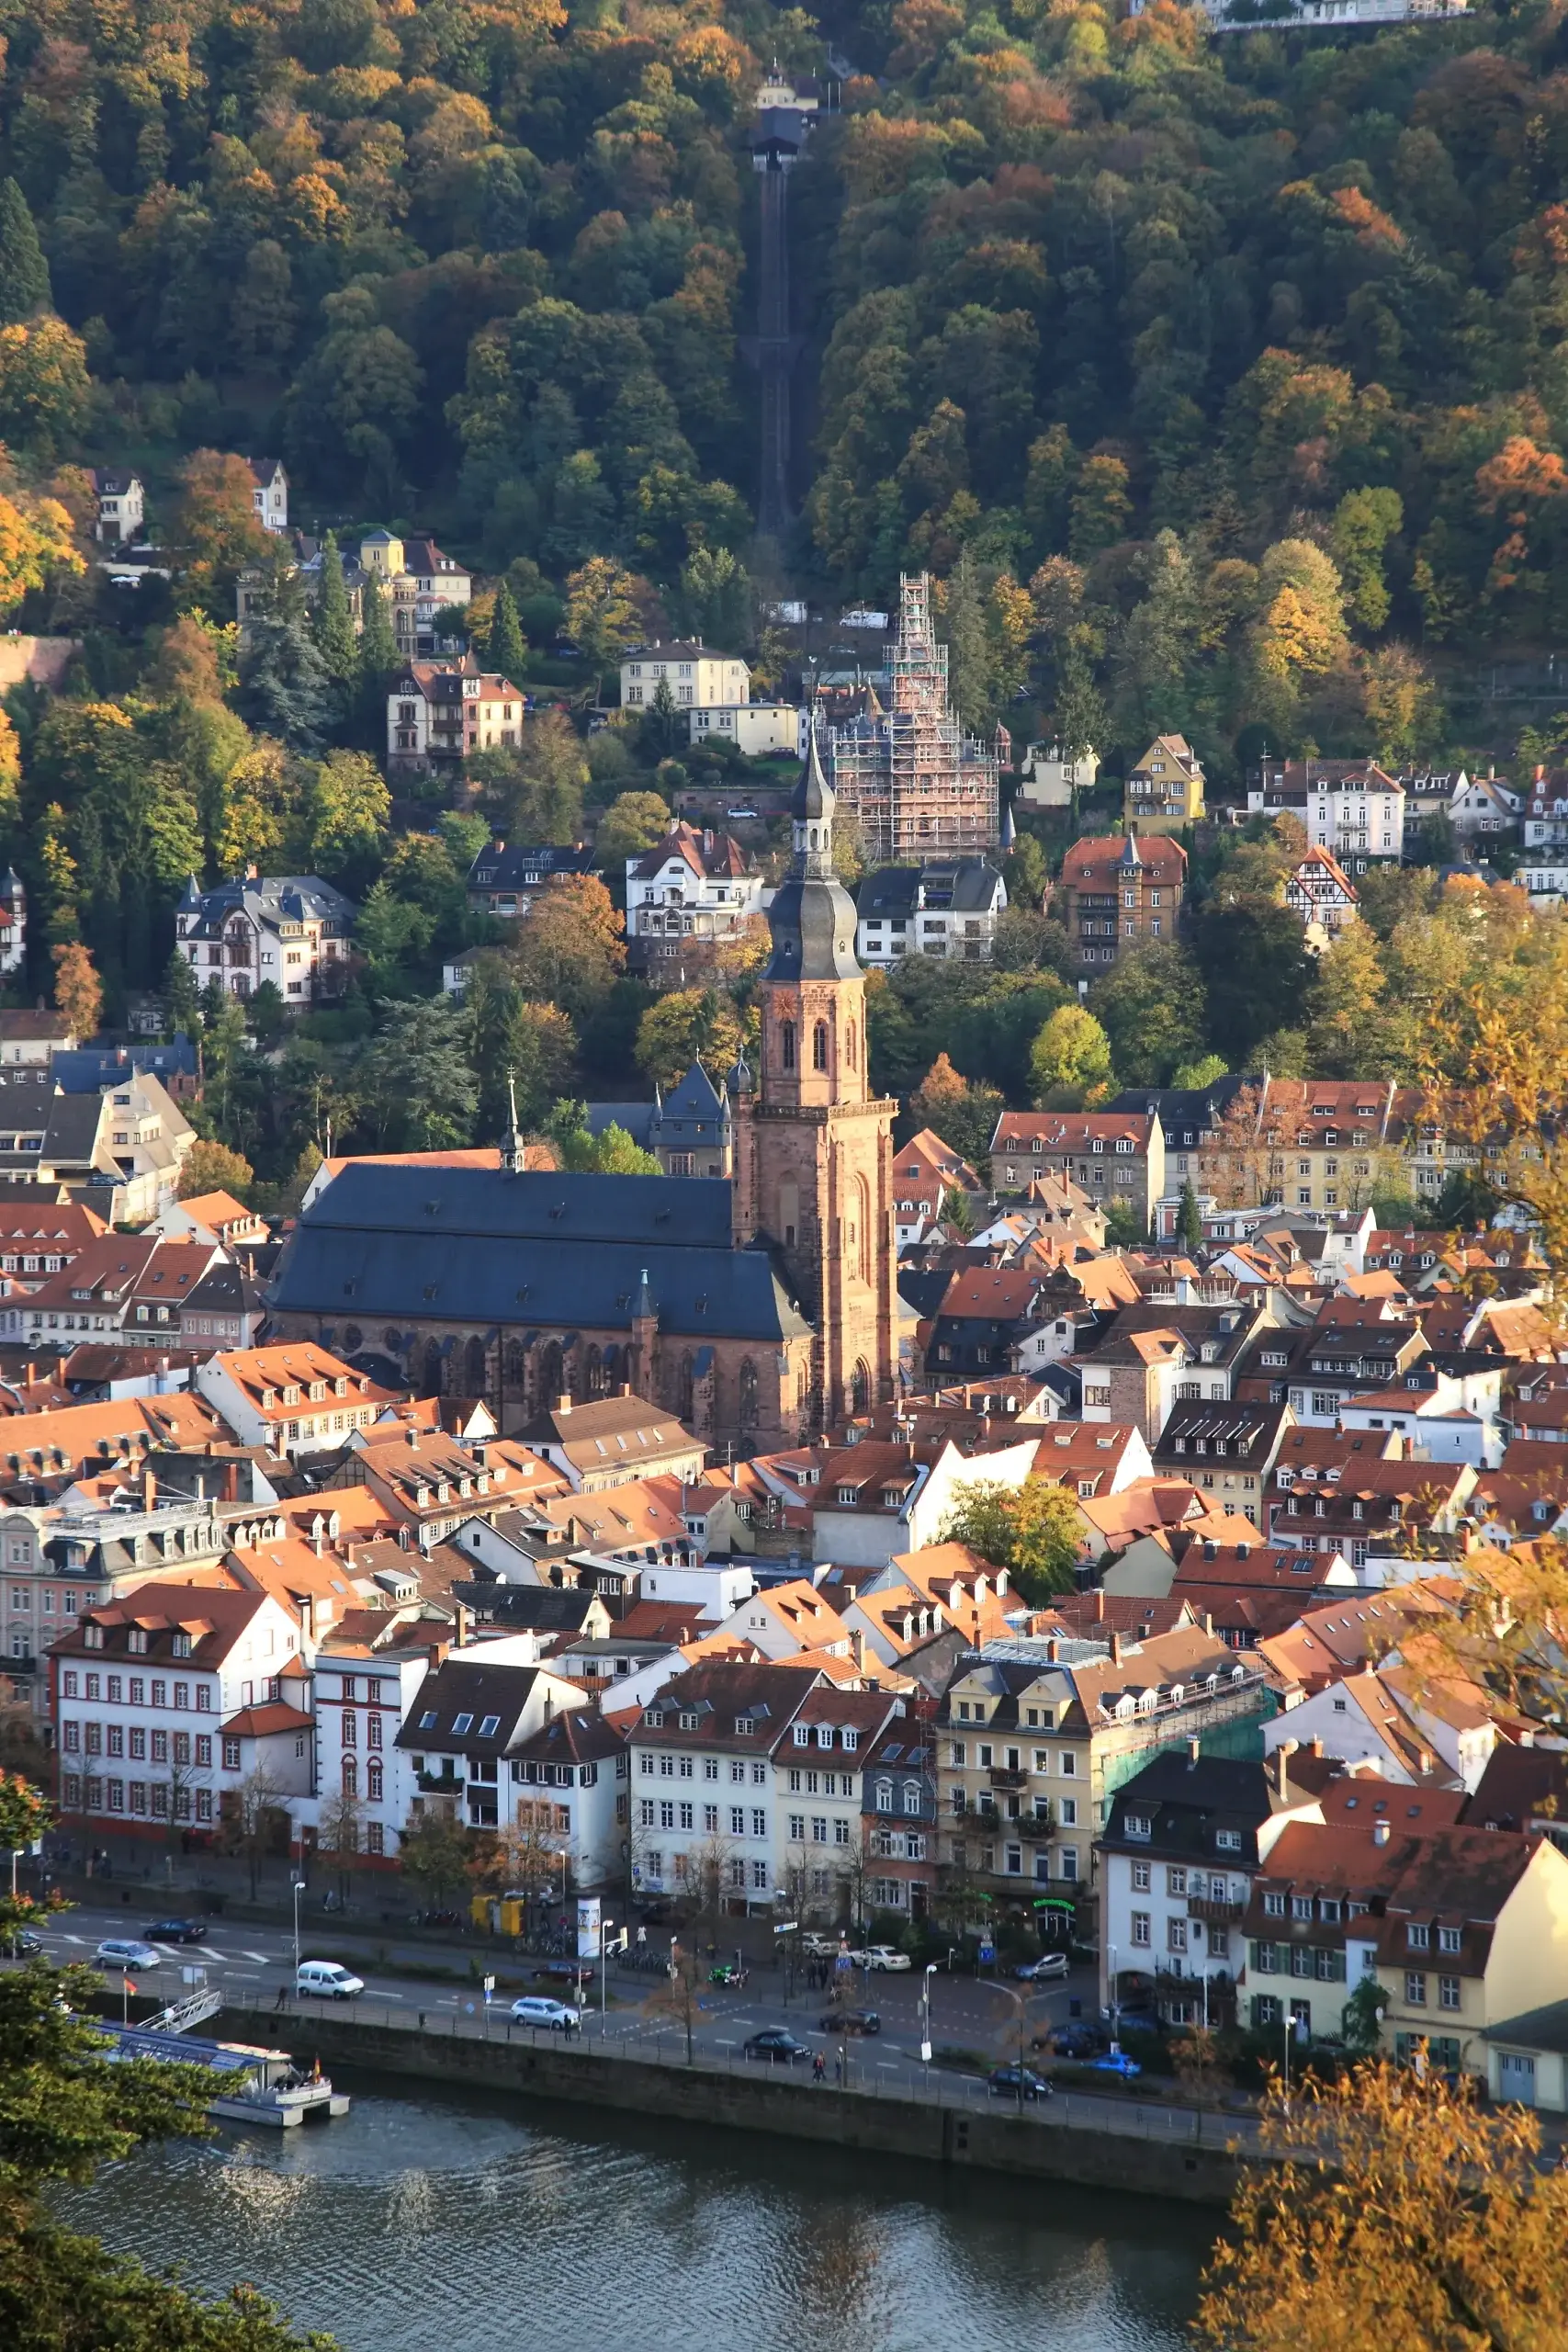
313,531,358,715
1176,1178,1202,1254
163,945,203,1038
0,179,51,323
239,568,333,751
485,580,527,681
357,570,399,737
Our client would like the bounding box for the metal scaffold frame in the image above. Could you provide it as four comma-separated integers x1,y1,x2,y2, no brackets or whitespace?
827,574,999,866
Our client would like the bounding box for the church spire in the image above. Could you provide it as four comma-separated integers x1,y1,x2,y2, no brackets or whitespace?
762,714,860,985
500,1069,524,1173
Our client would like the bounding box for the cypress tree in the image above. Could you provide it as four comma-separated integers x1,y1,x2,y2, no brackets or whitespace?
313,530,358,706
0,179,51,323
357,570,399,738
485,580,527,682
1176,1177,1203,1254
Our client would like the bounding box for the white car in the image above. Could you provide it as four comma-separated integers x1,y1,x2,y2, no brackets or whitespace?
863,1946,911,1973
296,1960,364,2000
511,1996,580,2030
96,1939,160,1972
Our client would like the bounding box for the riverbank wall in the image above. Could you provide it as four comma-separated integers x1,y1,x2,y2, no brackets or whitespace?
217,2004,1248,2209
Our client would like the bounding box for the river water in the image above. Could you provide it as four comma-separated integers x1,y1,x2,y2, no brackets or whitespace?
69,2077,1210,2352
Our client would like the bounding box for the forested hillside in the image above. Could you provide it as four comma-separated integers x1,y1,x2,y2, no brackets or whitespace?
804,0,1568,772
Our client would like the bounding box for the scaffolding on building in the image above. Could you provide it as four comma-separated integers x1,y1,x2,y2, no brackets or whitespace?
826,573,999,866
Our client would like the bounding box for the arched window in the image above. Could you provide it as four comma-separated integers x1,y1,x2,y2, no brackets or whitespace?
421,1340,443,1398
585,1344,604,1397
850,1359,871,1416
603,1344,621,1389
854,1174,873,1284
342,1757,358,1798
382,1328,401,1353
739,1358,759,1432
367,1760,383,1803
505,1340,525,1392
812,1020,829,1071
781,1019,796,1071
678,1351,694,1420
845,1023,855,1071
342,1324,363,1354
464,1335,487,1396
538,1339,564,1406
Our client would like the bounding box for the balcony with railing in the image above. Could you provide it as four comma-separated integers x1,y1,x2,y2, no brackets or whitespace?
988,1766,1028,1791
1189,1894,1244,1925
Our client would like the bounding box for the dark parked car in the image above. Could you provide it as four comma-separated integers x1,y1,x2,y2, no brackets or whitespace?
988,2064,1051,2101
141,1919,208,1945
742,2028,811,2064
1,1928,42,1957
1038,2023,1104,2061
819,2008,880,2036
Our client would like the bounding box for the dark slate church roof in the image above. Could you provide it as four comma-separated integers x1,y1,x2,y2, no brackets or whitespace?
269,1163,808,1343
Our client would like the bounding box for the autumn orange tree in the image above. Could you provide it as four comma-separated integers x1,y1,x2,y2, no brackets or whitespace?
1195,2061,1568,2350
51,939,100,1036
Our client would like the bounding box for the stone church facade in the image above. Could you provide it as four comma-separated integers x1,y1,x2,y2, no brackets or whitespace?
266,739,898,1448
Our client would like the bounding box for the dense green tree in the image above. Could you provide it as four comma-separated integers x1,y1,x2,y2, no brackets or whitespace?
240,567,334,751
1089,944,1207,1089
471,710,586,845
485,581,528,682
0,179,51,322
356,1000,479,1149
312,533,359,716
1029,1003,1112,1107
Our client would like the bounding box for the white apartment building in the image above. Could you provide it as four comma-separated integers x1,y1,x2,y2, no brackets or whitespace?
1249,758,1405,872
620,641,751,710
248,458,288,532
1017,742,1099,808
624,820,767,981
175,871,356,1008
92,469,145,545
688,704,802,757
51,1580,307,1837
310,1630,434,1860
629,1660,818,1909
855,858,1007,967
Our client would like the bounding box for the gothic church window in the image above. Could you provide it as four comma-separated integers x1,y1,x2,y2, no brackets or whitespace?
812,1021,829,1071
782,1021,796,1071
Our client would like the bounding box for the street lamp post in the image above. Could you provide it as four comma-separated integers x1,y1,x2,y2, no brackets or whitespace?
921,1962,937,2064
291,1875,305,1985
1108,1942,1120,2052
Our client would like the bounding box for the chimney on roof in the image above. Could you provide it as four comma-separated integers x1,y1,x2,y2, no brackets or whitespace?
407,1426,420,1450
1110,1630,1123,1665
24,1362,32,1389
454,1601,470,1645
1273,1736,1298,1797
1308,1736,1324,1758
557,1395,572,1415
1373,1819,1390,1846
851,1630,866,1674
1094,1588,1105,1622
143,1466,155,1512
1045,1636,1059,1662
1187,1736,1201,1769
1203,1611,1214,1637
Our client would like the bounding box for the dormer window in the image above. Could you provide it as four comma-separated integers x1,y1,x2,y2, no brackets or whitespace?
83,1622,104,1650
643,1709,662,1727
842,1730,858,1752
734,1716,753,1736
793,1724,809,1746
817,1725,832,1749
171,1632,192,1658
1123,1812,1151,1839
128,1628,147,1655
680,1710,699,1731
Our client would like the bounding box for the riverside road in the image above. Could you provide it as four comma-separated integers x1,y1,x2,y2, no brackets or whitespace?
21,1898,1260,2151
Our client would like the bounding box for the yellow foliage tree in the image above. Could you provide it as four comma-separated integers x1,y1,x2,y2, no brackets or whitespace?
0,487,81,617
1196,2062,1568,2352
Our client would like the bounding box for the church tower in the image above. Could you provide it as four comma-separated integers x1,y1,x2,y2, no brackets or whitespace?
732,726,897,1430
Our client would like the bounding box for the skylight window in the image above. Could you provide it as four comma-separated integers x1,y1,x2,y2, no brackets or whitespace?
452,1712,474,1736
478,1713,501,1738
